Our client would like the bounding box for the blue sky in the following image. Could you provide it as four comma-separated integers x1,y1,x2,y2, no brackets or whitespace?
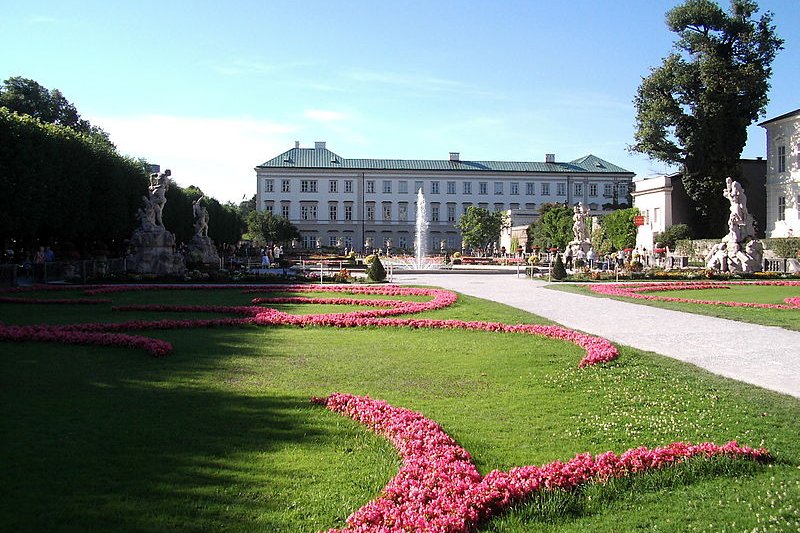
2,0,798,203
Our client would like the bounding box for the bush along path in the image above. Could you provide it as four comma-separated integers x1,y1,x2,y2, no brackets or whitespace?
0,283,774,532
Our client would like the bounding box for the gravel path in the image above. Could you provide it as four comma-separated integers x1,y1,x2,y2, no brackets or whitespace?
394,272,800,399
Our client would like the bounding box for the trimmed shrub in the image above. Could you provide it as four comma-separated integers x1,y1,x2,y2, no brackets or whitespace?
657,224,692,248
551,253,567,280
367,255,387,282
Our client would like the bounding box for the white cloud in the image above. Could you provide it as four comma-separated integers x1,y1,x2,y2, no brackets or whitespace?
91,114,297,203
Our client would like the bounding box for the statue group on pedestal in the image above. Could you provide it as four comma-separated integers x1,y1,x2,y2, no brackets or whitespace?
705,177,763,273
127,169,219,275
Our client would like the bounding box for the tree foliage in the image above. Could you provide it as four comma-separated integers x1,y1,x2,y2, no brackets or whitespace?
366,255,387,282
0,76,110,142
527,203,572,250
0,107,148,254
600,208,639,251
457,206,505,250
246,210,300,246
163,184,245,246
631,0,783,237
656,223,693,248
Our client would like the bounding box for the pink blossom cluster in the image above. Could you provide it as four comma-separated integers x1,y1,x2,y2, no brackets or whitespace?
589,281,800,309
0,284,616,367
314,393,771,533
0,296,110,304
0,322,172,356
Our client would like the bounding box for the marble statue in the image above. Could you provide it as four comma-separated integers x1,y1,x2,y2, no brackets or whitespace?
572,202,590,243
149,170,170,228
126,168,185,275
192,195,209,238
185,194,220,266
706,178,762,273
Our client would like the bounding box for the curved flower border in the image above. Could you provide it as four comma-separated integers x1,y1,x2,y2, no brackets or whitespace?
313,393,770,533
589,280,800,309
0,284,618,367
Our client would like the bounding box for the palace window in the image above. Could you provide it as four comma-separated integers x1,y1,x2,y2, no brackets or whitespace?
778,196,786,221
556,183,566,196
281,204,290,218
300,180,317,193
778,145,787,172
589,183,598,197
574,182,583,196
264,179,274,193
526,182,535,195
383,203,392,220
383,180,392,194
479,182,488,195
329,203,337,220
344,180,353,193
447,205,456,222
399,180,408,194
344,204,353,221
541,183,550,196
431,181,440,194
510,182,519,195
300,204,317,220
463,182,472,195
329,180,337,193
366,204,375,221
431,205,440,222
494,182,503,195
366,180,375,193
399,203,408,221
447,181,456,194
281,179,290,193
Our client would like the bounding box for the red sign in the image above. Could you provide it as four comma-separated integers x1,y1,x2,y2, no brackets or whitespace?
634,215,645,226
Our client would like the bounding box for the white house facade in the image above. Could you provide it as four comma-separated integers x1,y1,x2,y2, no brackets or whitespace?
255,142,634,253
632,175,677,249
759,108,800,238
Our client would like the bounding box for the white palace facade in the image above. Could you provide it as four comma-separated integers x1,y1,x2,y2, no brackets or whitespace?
255,142,635,253
759,108,800,238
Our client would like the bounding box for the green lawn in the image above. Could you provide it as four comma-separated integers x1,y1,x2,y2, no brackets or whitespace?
1,286,798,532
549,283,800,331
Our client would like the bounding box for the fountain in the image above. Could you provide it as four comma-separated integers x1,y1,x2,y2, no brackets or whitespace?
382,188,443,271
414,188,429,269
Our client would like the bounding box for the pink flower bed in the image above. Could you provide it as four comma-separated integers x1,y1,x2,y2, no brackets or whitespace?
0,284,617,367
313,393,770,533
589,281,800,309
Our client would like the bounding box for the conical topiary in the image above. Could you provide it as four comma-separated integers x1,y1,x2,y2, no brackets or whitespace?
367,255,387,282
551,253,567,280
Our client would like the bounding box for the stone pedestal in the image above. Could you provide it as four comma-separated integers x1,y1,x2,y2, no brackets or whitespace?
185,235,220,267
127,227,185,275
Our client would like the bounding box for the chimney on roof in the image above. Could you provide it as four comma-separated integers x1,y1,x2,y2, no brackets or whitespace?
545,153,556,164
295,141,300,149
315,141,326,150
449,152,460,162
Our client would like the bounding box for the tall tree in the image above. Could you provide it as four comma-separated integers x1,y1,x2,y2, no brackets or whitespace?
631,0,782,237
0,76,110,142
527,203,572,250
457,206,505,251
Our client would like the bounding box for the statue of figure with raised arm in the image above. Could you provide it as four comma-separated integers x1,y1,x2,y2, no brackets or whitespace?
149,170,170,228
192,195,209,238
572,202,590,243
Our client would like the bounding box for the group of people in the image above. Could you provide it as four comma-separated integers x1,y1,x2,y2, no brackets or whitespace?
260,244,284,267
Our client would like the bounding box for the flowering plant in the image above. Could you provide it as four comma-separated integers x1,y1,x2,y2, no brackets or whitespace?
313,393,770,533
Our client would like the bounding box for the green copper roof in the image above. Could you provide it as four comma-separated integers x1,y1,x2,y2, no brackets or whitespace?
256,147,632,174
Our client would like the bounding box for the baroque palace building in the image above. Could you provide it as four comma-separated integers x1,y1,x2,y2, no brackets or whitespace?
255,142,635,253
